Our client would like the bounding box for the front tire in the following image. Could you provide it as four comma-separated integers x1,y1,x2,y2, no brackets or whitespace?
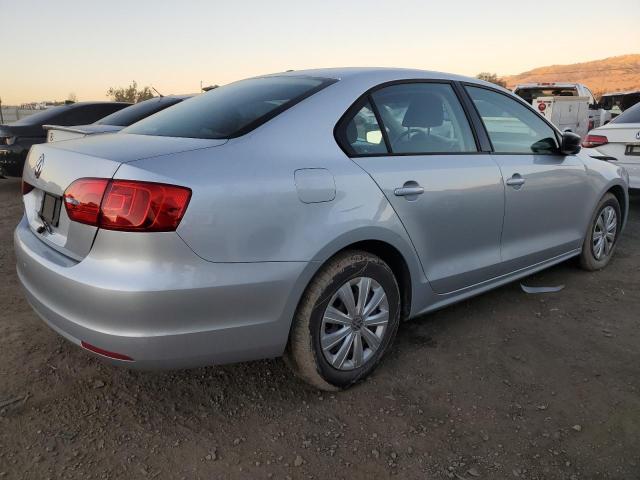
579,193,621,271
285,251,401,390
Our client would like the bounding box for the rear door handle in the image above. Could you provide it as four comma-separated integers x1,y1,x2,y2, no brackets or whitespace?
394,186,424,197
506,174,525,188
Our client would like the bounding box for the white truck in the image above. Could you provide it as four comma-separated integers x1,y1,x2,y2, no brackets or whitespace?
513,83,611,138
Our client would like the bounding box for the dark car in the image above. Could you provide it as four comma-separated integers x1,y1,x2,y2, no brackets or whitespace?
44,95,193,143
0,101,130,177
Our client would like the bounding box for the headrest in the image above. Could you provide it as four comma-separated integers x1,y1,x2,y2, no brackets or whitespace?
402,93,444,128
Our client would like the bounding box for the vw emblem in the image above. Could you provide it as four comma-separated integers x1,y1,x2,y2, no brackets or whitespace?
636,131,640,140
34,154,45,179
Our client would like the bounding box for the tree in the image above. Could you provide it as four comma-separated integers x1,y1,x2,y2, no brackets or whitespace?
476,72,507,88
106,81,154,103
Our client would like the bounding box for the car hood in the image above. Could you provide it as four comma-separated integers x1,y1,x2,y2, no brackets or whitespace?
44,132,228,163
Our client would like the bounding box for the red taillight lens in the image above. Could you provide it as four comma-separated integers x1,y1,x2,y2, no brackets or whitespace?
582,134,609,148
21,181,34,195
63,178,191,232
63,178,110,226
100,180,191,231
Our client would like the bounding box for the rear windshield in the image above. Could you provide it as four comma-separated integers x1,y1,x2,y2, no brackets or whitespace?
610,103,640,124
514,87,577,104
9,105,69,126
123,76,335,139
96,97,185,127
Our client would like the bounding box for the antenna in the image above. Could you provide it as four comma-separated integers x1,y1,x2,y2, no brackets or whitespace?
151,86,164,97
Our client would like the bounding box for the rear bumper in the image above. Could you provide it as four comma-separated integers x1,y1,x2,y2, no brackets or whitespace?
14,216,309,369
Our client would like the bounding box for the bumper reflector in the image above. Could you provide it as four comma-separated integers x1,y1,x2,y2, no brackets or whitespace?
81,341,134,361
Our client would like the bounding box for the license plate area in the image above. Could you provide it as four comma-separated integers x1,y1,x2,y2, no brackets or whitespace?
39,192,62,227
625,144,640,156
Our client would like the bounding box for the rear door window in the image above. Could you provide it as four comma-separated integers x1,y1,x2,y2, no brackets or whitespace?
370,83,477,154
466,86,559,154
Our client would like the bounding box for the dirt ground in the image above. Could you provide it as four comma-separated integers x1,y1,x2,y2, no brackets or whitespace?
1,177,639,480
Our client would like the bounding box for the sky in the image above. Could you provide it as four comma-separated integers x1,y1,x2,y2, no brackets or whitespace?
1,0,639,104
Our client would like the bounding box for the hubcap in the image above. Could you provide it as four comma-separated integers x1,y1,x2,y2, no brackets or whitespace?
320,276,389,371
592,205,617,260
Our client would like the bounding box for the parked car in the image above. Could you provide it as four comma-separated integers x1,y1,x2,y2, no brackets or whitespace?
44,95,193,143
514,82,610,134
582,101,640,189
600,90,640,115
15,69,629,390
0,102,130,177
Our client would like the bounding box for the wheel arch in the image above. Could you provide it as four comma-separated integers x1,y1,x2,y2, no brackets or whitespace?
286,228,426,343
606,183,628,226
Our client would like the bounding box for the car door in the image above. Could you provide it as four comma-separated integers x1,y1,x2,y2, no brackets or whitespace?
464,85,592,273
338,81,505,294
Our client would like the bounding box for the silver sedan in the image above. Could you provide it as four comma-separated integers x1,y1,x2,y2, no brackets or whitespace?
15,68,629,390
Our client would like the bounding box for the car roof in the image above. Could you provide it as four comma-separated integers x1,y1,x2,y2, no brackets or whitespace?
261,67,494,86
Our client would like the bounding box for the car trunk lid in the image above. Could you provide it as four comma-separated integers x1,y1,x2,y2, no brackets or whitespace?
22,134,226,260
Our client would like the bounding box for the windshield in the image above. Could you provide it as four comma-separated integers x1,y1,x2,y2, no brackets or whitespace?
610,102,640,124
514,87,578,105
8,105,69,126
96,97,186,127
123,76,335,139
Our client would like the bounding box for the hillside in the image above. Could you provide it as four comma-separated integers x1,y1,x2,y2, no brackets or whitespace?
503,54,640,97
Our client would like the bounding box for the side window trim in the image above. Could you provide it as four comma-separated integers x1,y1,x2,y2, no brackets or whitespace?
452,82,492,152
367,93,392,153
334,79,483,158
460,81,563,154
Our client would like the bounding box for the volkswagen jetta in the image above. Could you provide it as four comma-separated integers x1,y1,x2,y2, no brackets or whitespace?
15,68,629,390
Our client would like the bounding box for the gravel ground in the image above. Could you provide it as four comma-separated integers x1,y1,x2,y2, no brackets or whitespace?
1,177,639,480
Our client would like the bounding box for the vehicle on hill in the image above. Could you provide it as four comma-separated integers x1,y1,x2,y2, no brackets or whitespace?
15,68,628,390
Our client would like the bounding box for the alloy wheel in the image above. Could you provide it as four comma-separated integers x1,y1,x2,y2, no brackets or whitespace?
592,205,617,260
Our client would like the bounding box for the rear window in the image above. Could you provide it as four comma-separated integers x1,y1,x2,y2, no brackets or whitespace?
514,87,578,104
610,103,640,124
123,76,335,139
96,97,185,127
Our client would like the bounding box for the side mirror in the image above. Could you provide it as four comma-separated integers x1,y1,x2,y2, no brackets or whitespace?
560,131,582,155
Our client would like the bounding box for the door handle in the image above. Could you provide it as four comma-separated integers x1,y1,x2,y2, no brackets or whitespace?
506,174,525,188
394,186,424,197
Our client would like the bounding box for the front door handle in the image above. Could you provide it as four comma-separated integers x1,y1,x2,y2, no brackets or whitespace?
394,186,425,197
506,174,525,188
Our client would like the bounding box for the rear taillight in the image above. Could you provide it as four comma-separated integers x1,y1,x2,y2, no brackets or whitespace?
21,181,34,195
582,134,609,148
63,178,191,232
63,178,109,225
100,180,191,231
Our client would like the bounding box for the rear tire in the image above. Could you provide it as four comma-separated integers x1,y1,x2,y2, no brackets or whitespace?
579,193,621,271
285,250,401,391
